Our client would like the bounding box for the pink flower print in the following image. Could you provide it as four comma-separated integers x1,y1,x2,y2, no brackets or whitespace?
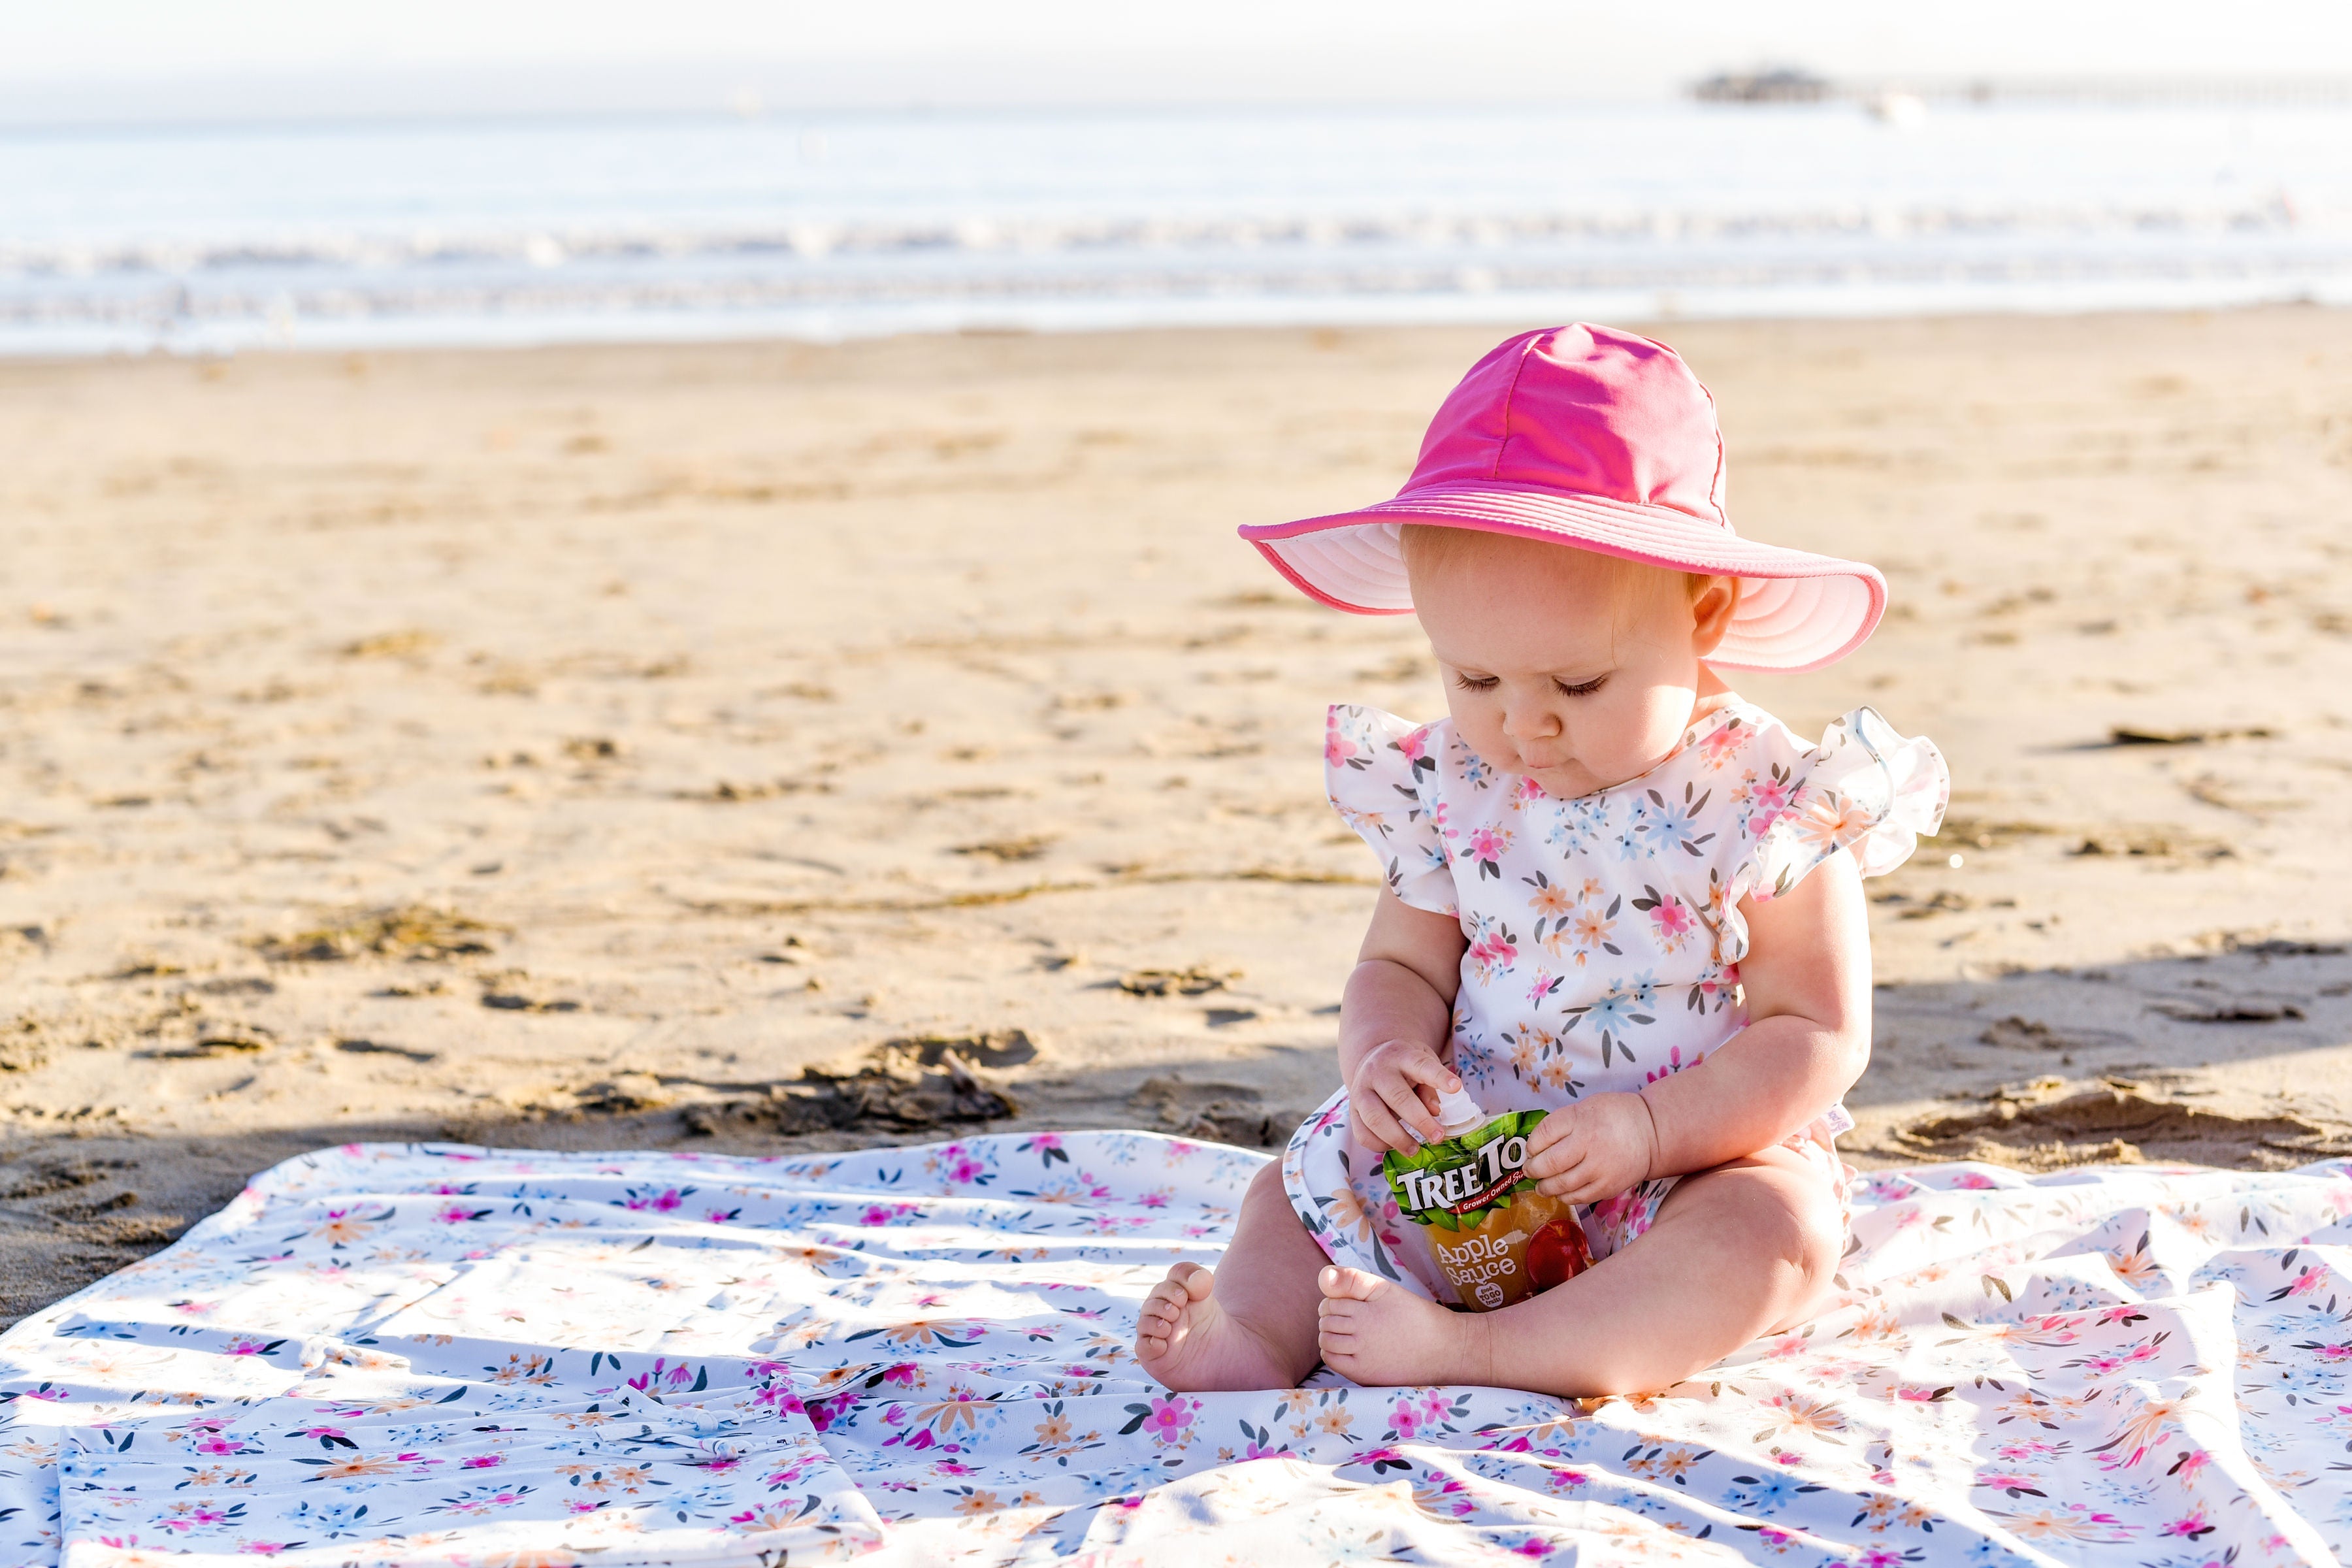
1698,718,1748,769
1642,1047,1688,1085
1526,970,1562,1007
1238,1430,1293,1462
2159,1507,2215,1540
160,1507,230,1532
2273,1265,2326,1299
1324,712,1362,769
1952,1171,1997,1190
461,1454,504,1469
1510,776,1546,809
1460,824,1514,878
1388,1391,1450,1439
942,1150,988,1184
1642,891,1695,949
1741,770,1797,838
1467,926,1520,984
1137,1395,1198,1444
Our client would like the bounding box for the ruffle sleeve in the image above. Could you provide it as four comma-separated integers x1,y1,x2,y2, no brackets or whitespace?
1324,704,1458,918
1729,705,1950,912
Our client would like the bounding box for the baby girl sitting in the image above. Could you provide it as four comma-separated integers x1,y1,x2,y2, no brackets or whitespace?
1134,325,1947,1397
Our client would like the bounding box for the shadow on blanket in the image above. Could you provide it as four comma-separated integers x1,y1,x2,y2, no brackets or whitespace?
0,1131,2345,1566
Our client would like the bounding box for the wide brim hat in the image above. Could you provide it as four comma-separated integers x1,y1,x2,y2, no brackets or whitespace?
1237,325,1886,673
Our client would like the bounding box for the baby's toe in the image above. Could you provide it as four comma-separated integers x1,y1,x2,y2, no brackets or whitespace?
1167,1261,1215,1299
1317,1265,1385,1303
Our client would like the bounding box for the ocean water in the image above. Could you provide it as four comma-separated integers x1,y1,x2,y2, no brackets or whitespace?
4,101,2351,355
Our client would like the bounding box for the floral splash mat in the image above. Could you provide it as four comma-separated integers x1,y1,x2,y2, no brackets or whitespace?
0,1134,2345,1567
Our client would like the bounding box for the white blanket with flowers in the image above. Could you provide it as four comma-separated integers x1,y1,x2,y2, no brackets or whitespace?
0,1134,2345,1567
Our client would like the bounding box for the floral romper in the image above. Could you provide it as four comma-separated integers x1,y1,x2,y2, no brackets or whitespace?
1283,699,1949,1307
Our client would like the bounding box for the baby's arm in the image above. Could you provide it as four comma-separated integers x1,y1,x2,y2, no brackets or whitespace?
1339,890,1469,1151
1529,849,1871,1200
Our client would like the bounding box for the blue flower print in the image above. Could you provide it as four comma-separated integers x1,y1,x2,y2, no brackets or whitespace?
1561,979,1658,1068
1637,781,1717,858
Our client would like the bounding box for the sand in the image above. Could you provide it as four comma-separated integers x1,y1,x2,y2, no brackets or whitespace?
3,309,2351,1326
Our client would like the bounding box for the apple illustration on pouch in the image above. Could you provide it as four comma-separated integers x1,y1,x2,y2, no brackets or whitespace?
1525,1218,1591,1292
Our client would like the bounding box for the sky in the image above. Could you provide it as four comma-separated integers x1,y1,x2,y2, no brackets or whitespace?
8,0,2352,123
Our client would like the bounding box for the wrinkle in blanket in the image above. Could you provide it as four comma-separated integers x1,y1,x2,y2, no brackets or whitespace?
0,1134,2344,1566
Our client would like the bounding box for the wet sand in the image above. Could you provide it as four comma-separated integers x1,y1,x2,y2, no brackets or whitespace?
3,308,2351,1323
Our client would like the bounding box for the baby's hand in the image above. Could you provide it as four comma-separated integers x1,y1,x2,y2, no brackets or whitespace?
1526,1092,1659,1203
1346,1041,1456,1153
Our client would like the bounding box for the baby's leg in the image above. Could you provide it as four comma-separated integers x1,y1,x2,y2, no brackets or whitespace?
1316,1144,1842,1395
1134,1160,1328,1391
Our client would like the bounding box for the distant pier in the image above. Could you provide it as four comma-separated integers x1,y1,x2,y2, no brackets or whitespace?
1692,70,2352,106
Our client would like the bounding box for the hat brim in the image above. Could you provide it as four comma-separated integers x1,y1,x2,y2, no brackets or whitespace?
1237,483,1886,674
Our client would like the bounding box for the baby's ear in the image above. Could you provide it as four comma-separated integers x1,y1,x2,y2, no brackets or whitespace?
1689,576,1740,655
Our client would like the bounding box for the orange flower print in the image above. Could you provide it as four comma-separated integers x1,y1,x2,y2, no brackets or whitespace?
1559,898,1622,967
1791,789,1878,857
1507,1031,1543,1083
1526,874,1577,920
1324,1183,1378,1247
308,1454,409,1481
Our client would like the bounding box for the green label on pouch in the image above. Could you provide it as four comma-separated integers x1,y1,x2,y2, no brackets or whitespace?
1382,1109,1548,1232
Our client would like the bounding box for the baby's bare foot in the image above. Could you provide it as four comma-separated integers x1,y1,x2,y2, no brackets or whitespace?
1315,1265,1486,1387
1134,1262,1297,1392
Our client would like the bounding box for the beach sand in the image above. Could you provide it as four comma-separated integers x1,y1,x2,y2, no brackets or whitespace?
3,309,2351,1324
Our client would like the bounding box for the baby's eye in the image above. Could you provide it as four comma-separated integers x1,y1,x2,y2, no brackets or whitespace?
1452,673,1499,693
1553,675,1607,698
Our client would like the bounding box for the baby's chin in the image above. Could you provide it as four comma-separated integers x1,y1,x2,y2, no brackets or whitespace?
1511,760,1613,800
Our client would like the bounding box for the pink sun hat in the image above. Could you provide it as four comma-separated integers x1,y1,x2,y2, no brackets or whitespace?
1237,324,1887,673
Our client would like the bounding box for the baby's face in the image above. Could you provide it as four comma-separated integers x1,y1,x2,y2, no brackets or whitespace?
1406,532,1734,800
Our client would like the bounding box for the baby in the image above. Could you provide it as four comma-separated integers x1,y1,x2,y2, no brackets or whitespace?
1134,325,1946,1397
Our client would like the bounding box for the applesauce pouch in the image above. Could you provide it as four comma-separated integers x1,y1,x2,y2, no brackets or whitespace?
1382,1109,1594,1311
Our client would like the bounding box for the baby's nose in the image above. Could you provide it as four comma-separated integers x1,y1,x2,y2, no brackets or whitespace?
1503,705,1562,742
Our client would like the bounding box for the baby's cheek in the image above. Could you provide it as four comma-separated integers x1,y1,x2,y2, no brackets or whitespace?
1444,698,1508,759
